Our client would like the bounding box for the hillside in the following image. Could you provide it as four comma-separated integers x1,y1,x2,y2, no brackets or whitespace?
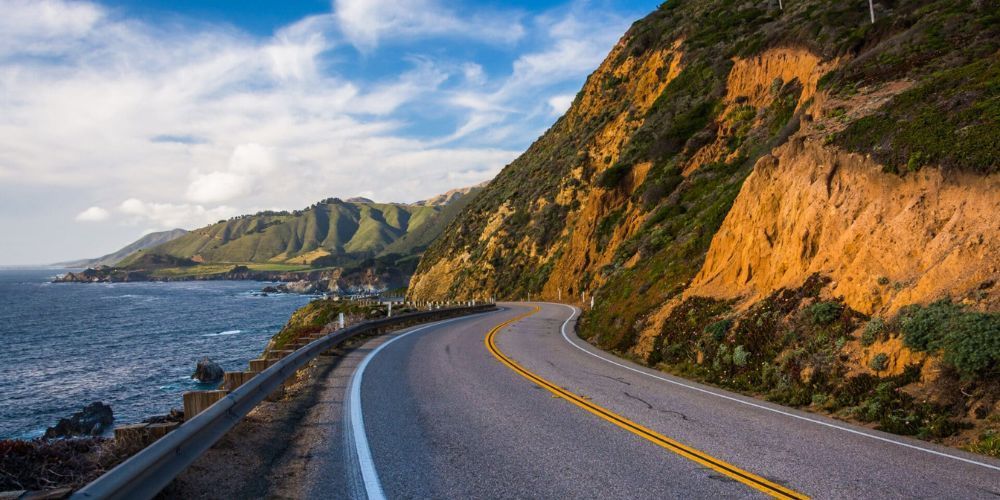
55,229,188,268
409,1,999,454
105,188,482,287
120,190,479,269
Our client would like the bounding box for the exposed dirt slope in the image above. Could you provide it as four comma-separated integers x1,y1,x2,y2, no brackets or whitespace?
689,138,999,316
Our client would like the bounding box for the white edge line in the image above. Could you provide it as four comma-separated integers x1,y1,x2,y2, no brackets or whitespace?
539,302,1000,472
347,313,496,500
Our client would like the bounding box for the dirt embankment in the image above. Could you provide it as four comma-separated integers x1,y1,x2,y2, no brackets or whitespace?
688,137,999,316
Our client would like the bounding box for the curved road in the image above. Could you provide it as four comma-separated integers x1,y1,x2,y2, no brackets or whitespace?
319,303,999,498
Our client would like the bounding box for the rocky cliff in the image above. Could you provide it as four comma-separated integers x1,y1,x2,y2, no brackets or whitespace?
410,0,999,453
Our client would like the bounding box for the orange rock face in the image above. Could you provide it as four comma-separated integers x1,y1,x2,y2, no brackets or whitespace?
687,138,1000,316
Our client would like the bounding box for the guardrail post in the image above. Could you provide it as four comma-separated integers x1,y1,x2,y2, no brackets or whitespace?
148,422,179,440
183,390,229,420
248,358,272,373
114,423,150,453
222,371,255,391
267,349,294,360
115,421,183,455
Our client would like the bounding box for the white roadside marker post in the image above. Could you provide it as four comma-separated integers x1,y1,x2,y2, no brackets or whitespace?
339,312,345,329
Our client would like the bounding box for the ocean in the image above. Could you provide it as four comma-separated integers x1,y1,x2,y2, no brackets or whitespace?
0,269,313,439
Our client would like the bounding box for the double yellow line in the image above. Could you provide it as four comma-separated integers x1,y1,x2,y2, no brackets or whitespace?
484,306,808,500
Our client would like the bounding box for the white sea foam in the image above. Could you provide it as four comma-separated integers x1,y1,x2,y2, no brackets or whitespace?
203,329,242,337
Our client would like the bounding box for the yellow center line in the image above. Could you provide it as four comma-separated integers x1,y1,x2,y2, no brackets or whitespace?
485,306,809,500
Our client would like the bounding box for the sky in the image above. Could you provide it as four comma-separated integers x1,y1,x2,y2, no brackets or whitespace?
0,0,661,265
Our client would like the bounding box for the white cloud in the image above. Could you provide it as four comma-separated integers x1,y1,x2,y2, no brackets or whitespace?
332,0,524,51
185,172,251,204
548,94,575,115
118,198,239,229
75,206,110,222
462,63,486,84
186,143,279,203
0,0,104,54
264,15,335,81
351,58,450,115
442,8,629,141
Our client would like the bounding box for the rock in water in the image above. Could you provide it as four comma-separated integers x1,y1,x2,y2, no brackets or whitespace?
284,280,318,294
44,402,114,438
192,358,224,384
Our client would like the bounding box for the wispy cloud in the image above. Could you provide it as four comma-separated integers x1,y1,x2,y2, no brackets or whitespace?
118,199,239,229
548,94,576,115
443,6,630,141
332,0,525,51
0,0,648,263
75,206,110,222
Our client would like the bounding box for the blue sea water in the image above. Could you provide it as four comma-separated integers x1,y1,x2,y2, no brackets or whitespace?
0,269,313,439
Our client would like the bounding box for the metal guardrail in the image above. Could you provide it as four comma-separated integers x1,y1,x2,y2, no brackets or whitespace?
72,304,496,500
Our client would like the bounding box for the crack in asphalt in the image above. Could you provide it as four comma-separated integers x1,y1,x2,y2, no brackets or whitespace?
622,391,689,421
587,371,631,385
622,390,654,409
707,473,738,483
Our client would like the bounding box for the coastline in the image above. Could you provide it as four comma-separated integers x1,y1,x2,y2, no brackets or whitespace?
52,266,339,284
0,273,319,493
52,264,409,296
0,271,313,440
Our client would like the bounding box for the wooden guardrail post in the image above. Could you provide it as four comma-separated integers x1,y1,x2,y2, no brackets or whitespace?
267,349,294,360
221,371,255,391
115,421,183,453
114,423,149,452
147,422,180,440
183,390,228,420
248,358,272,373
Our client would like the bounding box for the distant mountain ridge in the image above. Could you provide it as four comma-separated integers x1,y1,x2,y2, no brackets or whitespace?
118,187,482,271
54,229,188,268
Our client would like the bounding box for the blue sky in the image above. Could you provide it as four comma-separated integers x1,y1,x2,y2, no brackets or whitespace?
0,0,661,264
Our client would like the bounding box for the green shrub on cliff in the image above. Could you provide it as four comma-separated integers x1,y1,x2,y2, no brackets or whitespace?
861,318,885,346
869,353,889,373
269,299,388,352
966,417,1000,458
835,50,1000,175
808,301,844,326
900,299,1000,379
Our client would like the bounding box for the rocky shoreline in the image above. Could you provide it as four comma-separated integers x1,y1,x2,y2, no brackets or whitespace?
53,265,407,296
53,265,336,284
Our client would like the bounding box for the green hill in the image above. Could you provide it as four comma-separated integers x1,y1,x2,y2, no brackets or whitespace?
120,190,480,273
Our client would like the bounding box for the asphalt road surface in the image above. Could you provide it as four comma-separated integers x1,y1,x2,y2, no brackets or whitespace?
317,303,1000,499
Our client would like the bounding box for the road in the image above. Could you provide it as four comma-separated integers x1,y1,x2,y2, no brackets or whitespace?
307,302,1000,499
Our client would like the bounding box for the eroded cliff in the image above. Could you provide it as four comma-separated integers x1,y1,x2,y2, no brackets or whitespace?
410,0,999,453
